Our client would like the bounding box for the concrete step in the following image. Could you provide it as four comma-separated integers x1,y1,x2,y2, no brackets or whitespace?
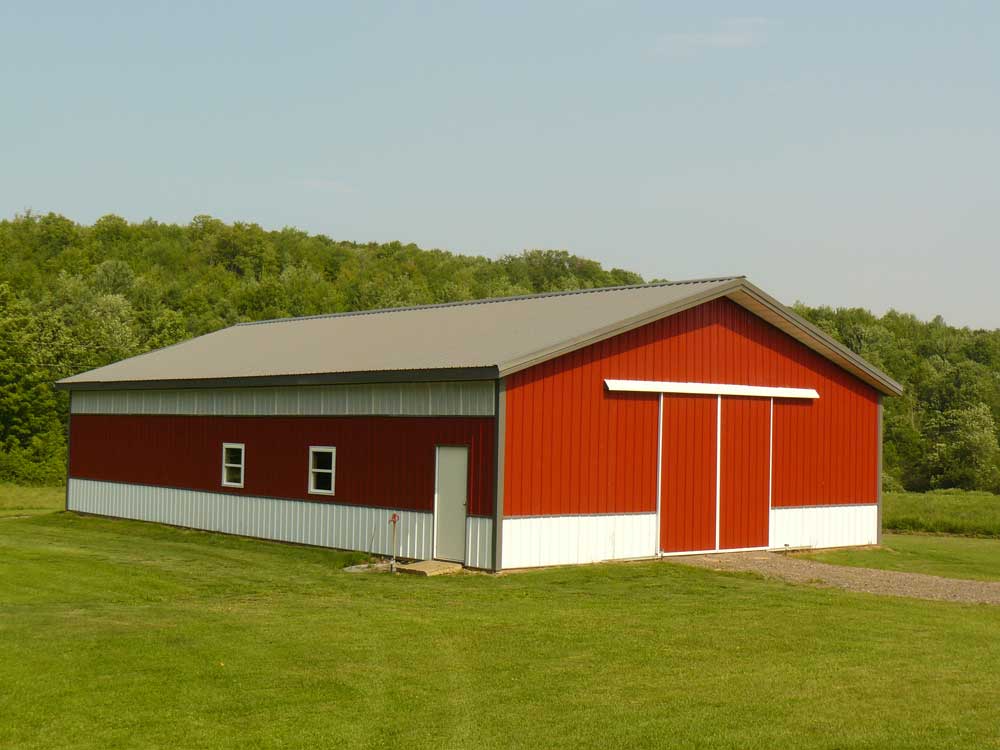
396,560,462,577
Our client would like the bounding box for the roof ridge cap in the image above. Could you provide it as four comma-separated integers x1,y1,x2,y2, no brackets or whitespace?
235,275,746,327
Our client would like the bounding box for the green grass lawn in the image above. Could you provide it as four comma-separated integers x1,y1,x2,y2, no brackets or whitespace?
2,511,1000,749
806,533,1000,582
0,483,64,518
883,489,1000,537
805,490,1000,581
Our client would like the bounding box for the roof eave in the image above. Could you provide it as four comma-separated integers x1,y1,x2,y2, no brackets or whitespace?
728,281,903,396
54,366,500,391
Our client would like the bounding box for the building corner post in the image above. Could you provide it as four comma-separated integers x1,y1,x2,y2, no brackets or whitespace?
654,393,663,556
492,378,506,573
877,395,884,545
64,391,73,513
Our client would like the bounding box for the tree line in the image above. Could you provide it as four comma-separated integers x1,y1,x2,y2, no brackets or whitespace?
1,212,997,492
0,212,641,482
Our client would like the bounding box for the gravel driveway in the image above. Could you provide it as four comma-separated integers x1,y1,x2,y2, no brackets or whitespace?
663,551,1000,605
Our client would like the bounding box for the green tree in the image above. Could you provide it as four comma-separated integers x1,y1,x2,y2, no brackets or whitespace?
924,404,1000,491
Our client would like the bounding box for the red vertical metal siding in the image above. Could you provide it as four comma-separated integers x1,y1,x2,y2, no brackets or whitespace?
771,392,878,506
503,351,659,517
660,395,717,553
719,397,770,549
69,415,495,515
504,298,879,516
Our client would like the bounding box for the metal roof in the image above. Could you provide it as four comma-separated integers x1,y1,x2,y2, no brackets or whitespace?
56,276,903,396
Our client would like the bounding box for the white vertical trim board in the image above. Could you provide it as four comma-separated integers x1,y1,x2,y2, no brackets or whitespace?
767,398,774,515
655,393,663,555
714,395,721,551
769,504,878,549
501,513,657,569
67,478,434,559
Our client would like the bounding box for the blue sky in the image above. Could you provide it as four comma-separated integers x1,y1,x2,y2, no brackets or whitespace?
2,2,998,327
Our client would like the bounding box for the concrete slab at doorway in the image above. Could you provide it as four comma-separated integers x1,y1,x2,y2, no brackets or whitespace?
397,560,462,577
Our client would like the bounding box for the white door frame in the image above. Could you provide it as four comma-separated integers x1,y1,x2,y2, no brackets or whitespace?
433,444,469,563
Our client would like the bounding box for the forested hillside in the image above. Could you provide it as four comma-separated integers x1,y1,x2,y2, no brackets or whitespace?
0,212,642,482
1,212,998,492
794,305,1000,493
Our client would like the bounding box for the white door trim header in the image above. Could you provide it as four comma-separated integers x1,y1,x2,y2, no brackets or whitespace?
605,379,819,400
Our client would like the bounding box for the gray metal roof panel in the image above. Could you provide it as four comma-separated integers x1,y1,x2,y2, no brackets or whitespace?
57,278,737,386
56,276,902,396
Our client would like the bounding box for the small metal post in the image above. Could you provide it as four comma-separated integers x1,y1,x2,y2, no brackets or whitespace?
389,513,399,573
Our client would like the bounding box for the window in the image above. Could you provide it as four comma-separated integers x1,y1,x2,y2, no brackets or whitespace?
308,446,336,495
222,443,245,488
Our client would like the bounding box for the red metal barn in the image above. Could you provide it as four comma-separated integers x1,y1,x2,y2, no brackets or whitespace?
58,277,901,571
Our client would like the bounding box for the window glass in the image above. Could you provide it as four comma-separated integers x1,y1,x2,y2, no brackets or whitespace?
312,472,333,492
225,465,243,485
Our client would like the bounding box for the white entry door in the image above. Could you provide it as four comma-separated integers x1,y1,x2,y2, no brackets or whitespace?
434,446,468,562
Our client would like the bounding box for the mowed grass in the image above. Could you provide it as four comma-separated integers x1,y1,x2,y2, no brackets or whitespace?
883,489,1000,537
810,490,1000,581
806,533,1000,582
2,512,1000,749
0,483,64,518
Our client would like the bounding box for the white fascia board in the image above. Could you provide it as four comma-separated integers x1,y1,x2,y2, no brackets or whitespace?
604,379,819,400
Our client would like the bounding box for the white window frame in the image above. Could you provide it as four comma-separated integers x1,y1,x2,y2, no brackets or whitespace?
221,442,245,488
308,446,336,496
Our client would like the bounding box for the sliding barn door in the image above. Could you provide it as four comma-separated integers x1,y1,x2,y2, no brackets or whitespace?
660,395,718,553
719,397,770,550
660,395,771,553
